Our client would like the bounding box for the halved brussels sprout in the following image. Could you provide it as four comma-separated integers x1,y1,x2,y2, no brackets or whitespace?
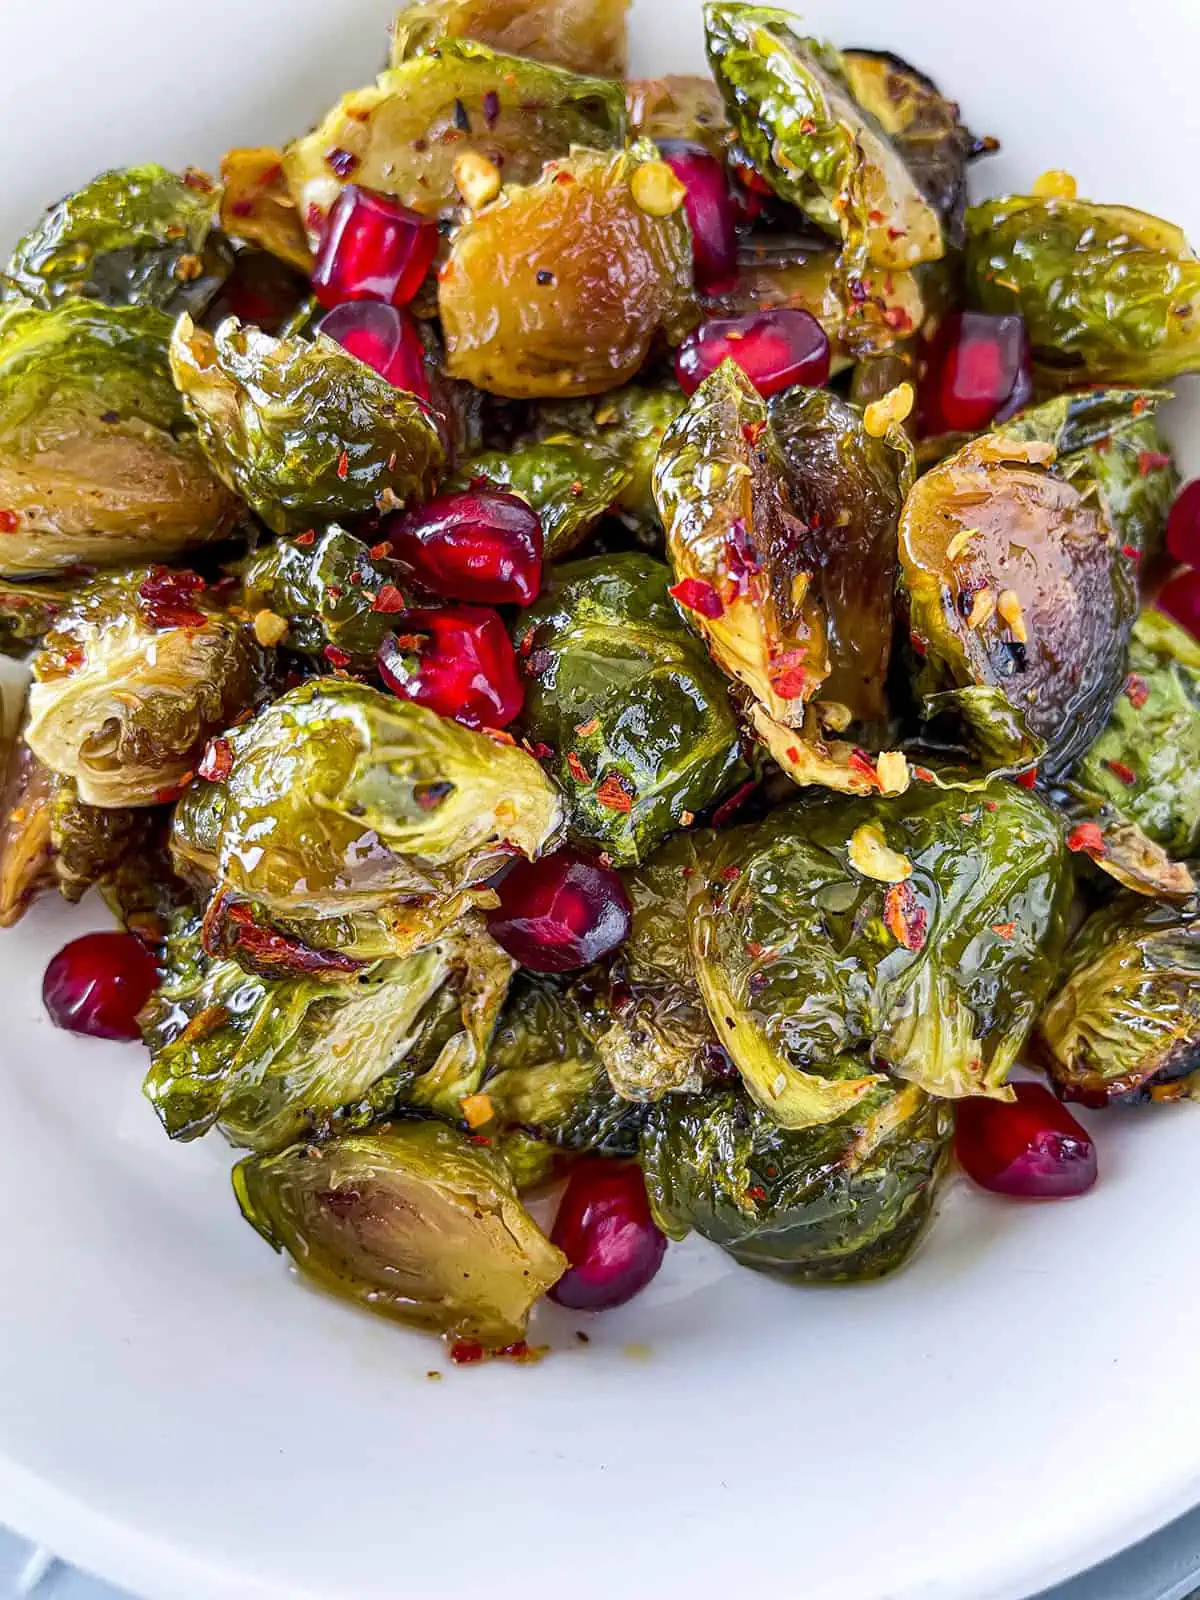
143,910,512,1151
452,438,631,560
643,1082,951,1279
899,432,1137,777
440,144,694,398
240,526,412,670
4,165,228,314
24,569,263,808
1035,893,1200,1106
532,383,688,530
170,316,444,535
283,40,625,232
626,74,729,155
685,781,1070,1115
704,3,944,272
171,679,564,927
0,578,70,657
0,299,239,577
392,0,630,77
965,197,1200,385
514,554,746,864
233,1119,566,1344
218,149,313,273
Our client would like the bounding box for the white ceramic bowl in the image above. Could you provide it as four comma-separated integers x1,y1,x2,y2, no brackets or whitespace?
1,3,1199,1597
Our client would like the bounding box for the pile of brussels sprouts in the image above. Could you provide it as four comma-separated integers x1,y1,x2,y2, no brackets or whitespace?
2,0,1198,1358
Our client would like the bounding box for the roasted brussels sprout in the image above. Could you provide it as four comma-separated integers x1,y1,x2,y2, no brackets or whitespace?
143,911,512,1150
1035,894,1200,1106
218,148,313,273
283,41,625,232
704,4,944,273
171,679,564,937
0,578,70,658
24,569,262,808
3,165,228,314
391,0,630,77
453,438,631,559
686,781,1071,1114
439,144,694,399
514,554,745,865
642,1083,951,1279
965,197,1200,385
899,431,1137,777
625,74,729,155
169,316,443,535
0,299,239,576
233,1120,566,1344
532,383,688,530
240,525,411,670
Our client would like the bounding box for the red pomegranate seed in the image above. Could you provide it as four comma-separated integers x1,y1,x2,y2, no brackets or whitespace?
377,605,524,729
658,139,738,295
42,931,160,1042
1166,480,1200,567
1158,567,1200,640
955,1082,1097,1198
549,1160,667,1311
486,848,632,973
311,184,438,309
319,302,430,400
917,311,1032,436
381,490,543,606
675,308,831,398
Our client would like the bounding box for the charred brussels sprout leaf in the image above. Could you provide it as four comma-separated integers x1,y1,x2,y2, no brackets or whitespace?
514,554,745,864
704,3,943,272
626,74,729,155
218,149,313,274
686,782,1071,1113
1035,894,1200,1106
0,299,239,577
24,570,262,808
170,316,443,535
172,679,563,930
439,144,694,399
284,41,624,232
241,526,411,669
532,383,688,531
643,1084,951,1279
233,1120,566,1344
453,439,631,560
900,432,1137,777
3,165,228,314
965,197,1200,385
392,0,631,77
1074,612,1200,859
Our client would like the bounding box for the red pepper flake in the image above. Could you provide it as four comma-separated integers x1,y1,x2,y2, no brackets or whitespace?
182,168,216,194
369,540,393,560
1131,395,1149,416
517,631,534,659
1125,673,1150,709
595,773,634,813
468,1133,492,1145
566,750,590,785
768,650,808,700
526,741,553,760
1106,758,1138,786
848,748,880,788
325,147,360,177
336,450,350,480
991,922,1016,940
712,779,757,828
669,577,724,619
867,208,885,223
0,510,19,533
323,644,352,669
719,865,742,882
295,528,316,547
391,632,427,651
746,1184,768,1204
1067,822,1108,857
553,169,576,185
746,940,765,958
984,799,998,812
912,765,936,783
909,630,927,659
574,716,600,737
1120,543,1141,560
785,745,801,763
742,420,766,446
1138,450,1173,476
197,737,234,783
882,305,913,332
1016,768,1038,789
884,881,928,952
450,1340,486,1365
373,583,406,614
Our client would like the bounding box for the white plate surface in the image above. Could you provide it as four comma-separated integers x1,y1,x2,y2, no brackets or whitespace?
1,2,1199,1597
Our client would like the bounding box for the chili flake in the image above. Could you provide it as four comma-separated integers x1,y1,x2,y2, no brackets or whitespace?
1107,759,1137,786
1138,450,1173,476
323,644,352,669
595,773,634,813
197,737,234,783
1125,673,1150,709
1016,767,1038,789
884,881,928,952
668,577,724,619
566,750,590,785
0,510,20,533
1067,822,1108,857
373,583,406,614
369,540,393,559
745,1185,768,1205
295,528,316,547
719,865,742,882
336,450,350,480
574,717,600,737
991,922,1016,940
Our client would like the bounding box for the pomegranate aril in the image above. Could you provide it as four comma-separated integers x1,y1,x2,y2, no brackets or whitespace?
675,308,831,398
1166,479,1200,567
486,847,632,973
378,605,523,729
918,311,1032,436
1158,567,1200,641
955,1081,1097,1199
319,302,430,400
381,490,543,606
549,1159,667,1311
311,184,438,309
658,140,738,295
43,931,160,1042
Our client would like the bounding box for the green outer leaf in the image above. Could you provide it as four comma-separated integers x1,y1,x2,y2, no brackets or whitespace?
965,197,1200,384
531,383,687,530
513,553,746,865
642,1083,951,1280
169,316,444,535
3,164,226,314
452,438,631,560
